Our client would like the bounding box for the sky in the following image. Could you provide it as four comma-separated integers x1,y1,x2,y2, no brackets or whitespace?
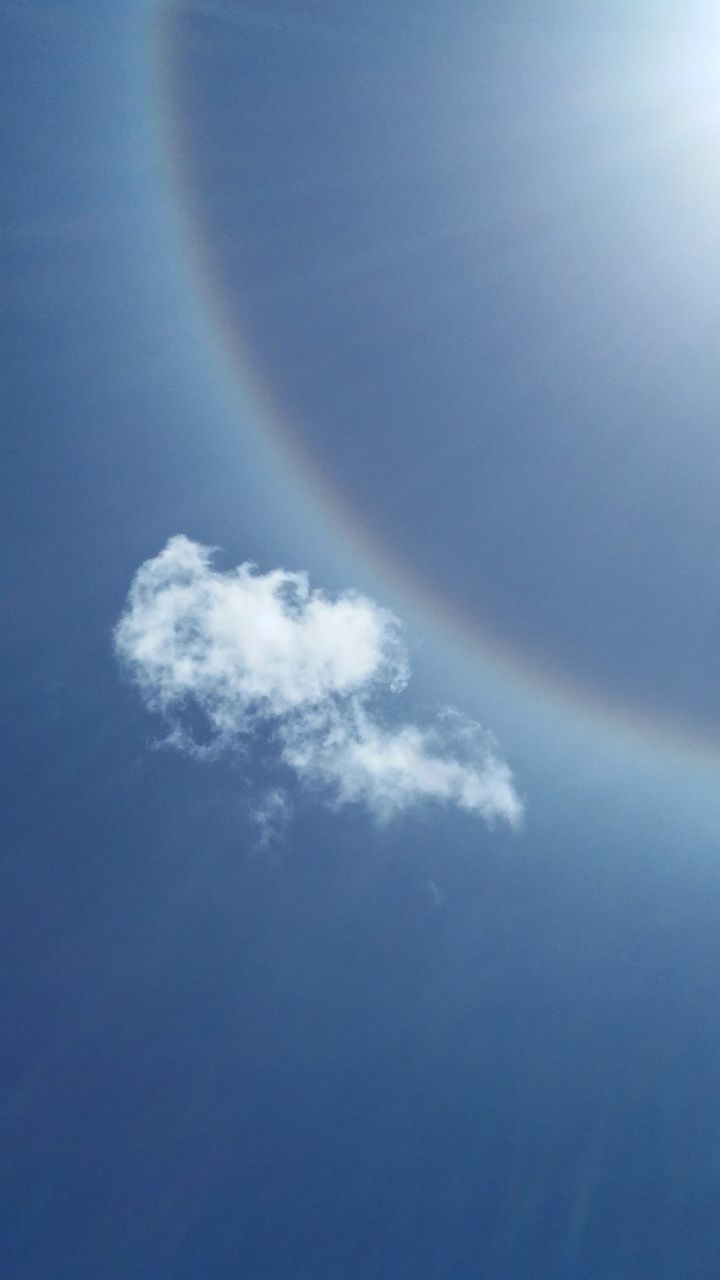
4,2,720,1277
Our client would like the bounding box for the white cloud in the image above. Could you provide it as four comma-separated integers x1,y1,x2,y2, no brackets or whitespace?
115,535,405,740
114,536,523,829
282,702,523,827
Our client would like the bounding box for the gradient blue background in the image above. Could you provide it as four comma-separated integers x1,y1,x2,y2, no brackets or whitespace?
4,3,720,1277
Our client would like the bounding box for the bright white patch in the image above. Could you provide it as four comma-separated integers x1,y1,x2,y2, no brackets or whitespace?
282,702,523,827
115,535,406,738
114,536,523,829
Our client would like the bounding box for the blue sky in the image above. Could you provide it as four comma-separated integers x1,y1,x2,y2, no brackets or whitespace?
171,0,720,737
4,3,720,1277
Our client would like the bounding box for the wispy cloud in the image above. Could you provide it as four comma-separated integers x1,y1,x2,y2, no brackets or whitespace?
252,788,291,852
114,536,523,829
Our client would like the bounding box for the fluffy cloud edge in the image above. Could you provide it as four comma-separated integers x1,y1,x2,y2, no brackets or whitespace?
114,536,524,830
281,701,523,828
